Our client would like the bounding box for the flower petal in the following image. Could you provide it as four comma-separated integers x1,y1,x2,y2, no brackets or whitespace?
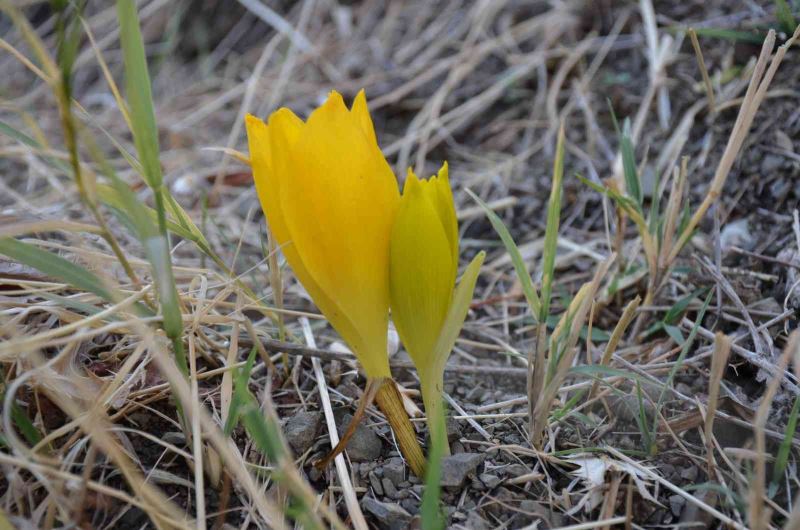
390,169,454,371
430,162,458,281
246,111,371,365
279,91,399,376
350,89,378,147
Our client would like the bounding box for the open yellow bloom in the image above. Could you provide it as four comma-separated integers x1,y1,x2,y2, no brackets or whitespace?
246,90,425,475
245,90,398,378
390,164,484,448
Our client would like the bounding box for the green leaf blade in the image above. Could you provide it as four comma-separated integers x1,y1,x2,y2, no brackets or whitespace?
466,190,541,318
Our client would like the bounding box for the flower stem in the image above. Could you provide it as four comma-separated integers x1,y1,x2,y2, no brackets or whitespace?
421,373,450,456
374,379,426,477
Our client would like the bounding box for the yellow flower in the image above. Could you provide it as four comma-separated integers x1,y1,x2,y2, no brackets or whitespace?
245,91,399,378
390,164,484,445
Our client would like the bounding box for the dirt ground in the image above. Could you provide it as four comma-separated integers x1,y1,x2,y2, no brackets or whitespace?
2,0,800,529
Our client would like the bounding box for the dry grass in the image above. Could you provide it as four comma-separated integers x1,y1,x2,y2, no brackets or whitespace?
2,0,800,528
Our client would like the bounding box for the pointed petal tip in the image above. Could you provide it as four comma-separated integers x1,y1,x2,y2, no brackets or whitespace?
437,161,449,181
352,88,367,108
323,90,347,110
402,168,422,194
245,113,267,133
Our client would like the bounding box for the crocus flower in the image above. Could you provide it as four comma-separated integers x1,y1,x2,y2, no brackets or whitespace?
390,164,484,450
245,90,425,475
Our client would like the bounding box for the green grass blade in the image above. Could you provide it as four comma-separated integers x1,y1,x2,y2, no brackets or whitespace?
775,0,797,35
162,192,212,250
620,119,642,208
116,0,185,367
0,120,71,174
647,166,662,235
539,124,565,322
432,252,485,366
772,392,800,486
662,288,707,325
635,381,652,452
686,27,765,44
0,238,114,304
53,0,84,99
0,238,152,317
224,346,258,435
0,366,43,448
116,0,163,190
96,184,192,241
466,189,541,318
650,291,713,452
143,235,186,368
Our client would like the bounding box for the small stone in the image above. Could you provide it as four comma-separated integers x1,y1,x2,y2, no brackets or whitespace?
720,218,753,252
485,487,517,517
338,414,383,462
440,453,485,489
669,494,686,516
400,498,419,514
462,511,490,530
446,418,461,443
501,464,529,478
518,500,564,528
284,411,321,455
337,379,362,400
465,386,482,401
479,473,501,489
162,432,186,445
362,497,412,530
383,457,405,485
382,477,399,499
760,153,784,175
680,466,698,482
369,471,383,496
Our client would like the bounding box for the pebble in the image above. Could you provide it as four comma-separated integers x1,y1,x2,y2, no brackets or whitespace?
382,477,399,499
446,418,462,443
502,463,530,478
479,473,501,489
383,457,405,485
486,487,517,517
440,452,485,489
669,494,686,516
680,466,698,482
362,497,412,530
284,410,321,455
400,498,420,514
462,511,490,530
518,500,564,528
760,153,784,174
369,471,383,496
337,414,382,462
